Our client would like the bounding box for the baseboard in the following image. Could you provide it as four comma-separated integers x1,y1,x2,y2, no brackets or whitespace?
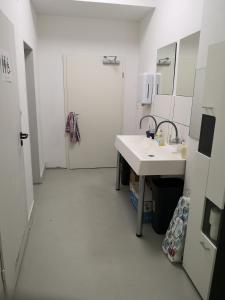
45,162,67,168
45,166,67,169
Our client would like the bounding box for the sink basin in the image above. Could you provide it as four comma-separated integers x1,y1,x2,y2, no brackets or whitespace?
115,135,186,176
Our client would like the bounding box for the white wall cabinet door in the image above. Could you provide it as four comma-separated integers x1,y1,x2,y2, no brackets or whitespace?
183,153,216,300
0,11,28,294
201,42,225,110
64,55,124,169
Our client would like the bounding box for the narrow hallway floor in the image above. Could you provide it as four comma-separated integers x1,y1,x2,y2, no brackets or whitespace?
15,169,200,300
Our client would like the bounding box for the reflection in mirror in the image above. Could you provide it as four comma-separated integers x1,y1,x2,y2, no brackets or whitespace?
156,43,177,95
176,32,200,97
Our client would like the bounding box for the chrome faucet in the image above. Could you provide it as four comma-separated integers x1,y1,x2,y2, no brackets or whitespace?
155,120,180,144
139,115,157,132
139,115,158,138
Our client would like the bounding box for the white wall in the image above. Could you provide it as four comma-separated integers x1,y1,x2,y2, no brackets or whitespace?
138,0,203,73
37,15,139,168
0,0,44,218
137,0,204,193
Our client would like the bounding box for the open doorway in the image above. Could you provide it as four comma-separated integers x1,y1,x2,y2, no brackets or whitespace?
24,42,41,184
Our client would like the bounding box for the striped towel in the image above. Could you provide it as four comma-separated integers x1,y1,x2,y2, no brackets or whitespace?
65,112,81,144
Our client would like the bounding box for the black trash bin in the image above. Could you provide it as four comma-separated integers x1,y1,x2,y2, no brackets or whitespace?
151,177,184,234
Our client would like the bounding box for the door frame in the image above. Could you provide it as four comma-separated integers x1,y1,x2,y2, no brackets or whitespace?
63,55,70,169
23,42,41,184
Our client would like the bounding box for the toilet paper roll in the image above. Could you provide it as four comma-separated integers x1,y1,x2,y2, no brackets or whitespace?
209,207,221,226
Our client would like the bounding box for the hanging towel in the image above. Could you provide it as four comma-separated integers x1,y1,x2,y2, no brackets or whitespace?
65,112,81,144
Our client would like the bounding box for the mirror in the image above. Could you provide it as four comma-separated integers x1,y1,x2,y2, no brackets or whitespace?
156,42,177,95
176,32,200,97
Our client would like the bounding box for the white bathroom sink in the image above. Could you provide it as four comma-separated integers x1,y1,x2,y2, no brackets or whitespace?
115,135,186,176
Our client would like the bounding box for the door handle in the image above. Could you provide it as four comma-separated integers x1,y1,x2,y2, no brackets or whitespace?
20,132,28,146
200,241,210,251
156,84,159,95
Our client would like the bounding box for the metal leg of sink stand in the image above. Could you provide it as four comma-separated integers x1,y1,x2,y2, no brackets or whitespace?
116,152,121,191
136,175,145,237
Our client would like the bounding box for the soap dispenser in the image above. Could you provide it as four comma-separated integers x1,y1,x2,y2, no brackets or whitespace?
155,129,161,144
159,130,165,146
180,140,187,159
156,129,165,146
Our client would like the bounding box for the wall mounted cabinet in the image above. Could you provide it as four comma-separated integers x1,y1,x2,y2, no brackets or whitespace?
204,42,225,210
184,41,225,300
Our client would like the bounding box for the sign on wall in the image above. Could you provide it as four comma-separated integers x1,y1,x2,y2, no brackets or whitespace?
0,49,12,82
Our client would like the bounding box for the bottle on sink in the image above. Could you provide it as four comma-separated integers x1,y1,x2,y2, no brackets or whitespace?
180,140,187,159
155,129,161,144
157,129,165,146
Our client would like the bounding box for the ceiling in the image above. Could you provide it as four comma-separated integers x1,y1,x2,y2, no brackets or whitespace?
31,0,155,21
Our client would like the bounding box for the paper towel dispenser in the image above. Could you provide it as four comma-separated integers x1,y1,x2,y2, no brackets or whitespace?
138,73,154,105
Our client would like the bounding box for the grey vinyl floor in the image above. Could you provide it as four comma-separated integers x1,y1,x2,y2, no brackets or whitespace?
15,168,200,300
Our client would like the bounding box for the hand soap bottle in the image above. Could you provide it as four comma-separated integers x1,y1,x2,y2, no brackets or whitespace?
157,129,165,146
155,129,161,144
180,140,187,159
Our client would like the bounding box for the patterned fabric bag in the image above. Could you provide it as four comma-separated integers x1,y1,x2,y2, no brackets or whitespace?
162,196,190,263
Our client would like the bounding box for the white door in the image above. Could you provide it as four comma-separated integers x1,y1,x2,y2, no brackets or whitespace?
0,11,28,294
64,55,124,169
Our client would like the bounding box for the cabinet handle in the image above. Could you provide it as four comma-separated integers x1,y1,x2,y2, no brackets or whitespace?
156,84,159,95
200,241,210,251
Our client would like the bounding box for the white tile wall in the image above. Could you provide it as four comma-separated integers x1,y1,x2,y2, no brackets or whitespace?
173,96,193,126
152,95,174,120
151,94,192,142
